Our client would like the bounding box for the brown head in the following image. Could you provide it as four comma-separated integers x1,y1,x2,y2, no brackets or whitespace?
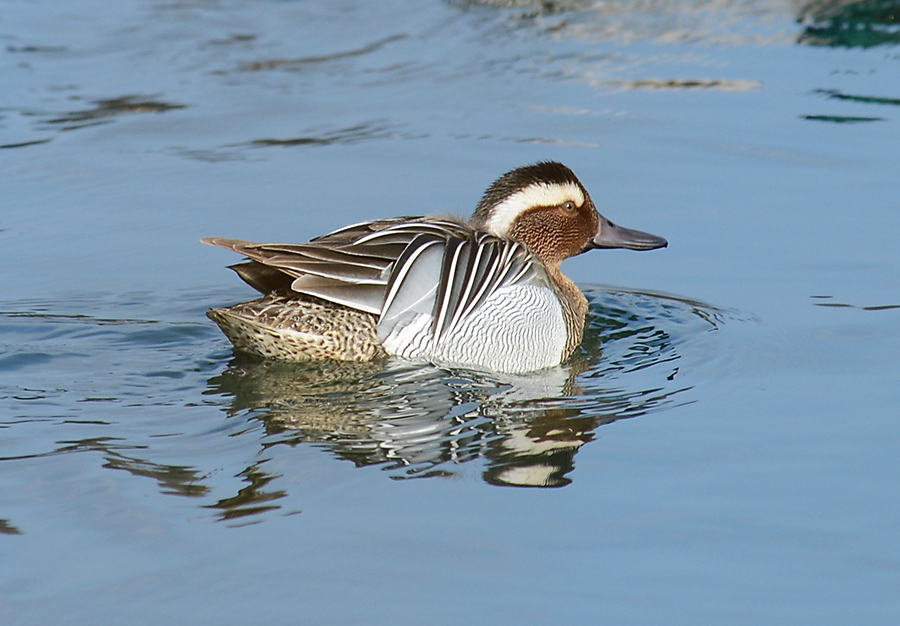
470,161,667,269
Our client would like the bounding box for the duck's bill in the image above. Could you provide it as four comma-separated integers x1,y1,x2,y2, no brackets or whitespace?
588,216,668,251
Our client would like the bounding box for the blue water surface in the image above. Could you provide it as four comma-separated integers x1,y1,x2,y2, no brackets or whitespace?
2,0,900,624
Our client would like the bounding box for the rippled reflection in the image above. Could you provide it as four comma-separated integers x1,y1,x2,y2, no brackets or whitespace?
449,0,798,45
237,34,407,71
453,0,900,49
205,288,722,493
204,464,286,521
243,121,395,147
798,0,900,47
22,435,210,497
42,95,186,131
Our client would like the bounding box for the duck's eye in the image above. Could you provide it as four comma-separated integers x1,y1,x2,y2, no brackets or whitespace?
561,200,578,214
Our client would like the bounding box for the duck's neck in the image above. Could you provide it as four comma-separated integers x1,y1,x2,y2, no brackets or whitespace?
546,264,588,359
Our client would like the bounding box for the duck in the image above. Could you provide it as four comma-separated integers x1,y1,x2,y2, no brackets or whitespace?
202,161,667,374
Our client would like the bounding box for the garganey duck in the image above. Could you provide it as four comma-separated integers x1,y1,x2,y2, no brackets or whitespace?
203,161,666,373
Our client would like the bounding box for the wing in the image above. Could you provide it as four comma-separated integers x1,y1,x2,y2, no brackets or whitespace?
202,218,548,341
201,218,473,315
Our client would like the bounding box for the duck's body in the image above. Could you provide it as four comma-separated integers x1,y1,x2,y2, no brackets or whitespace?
204,162,666,373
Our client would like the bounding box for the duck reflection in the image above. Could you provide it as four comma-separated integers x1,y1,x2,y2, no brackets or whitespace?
205,288,713,497
208,358,588,488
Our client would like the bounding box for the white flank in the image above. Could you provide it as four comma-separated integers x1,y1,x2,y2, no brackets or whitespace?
484,182,585,237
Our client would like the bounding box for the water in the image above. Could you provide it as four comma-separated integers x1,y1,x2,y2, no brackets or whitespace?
2,0,900,623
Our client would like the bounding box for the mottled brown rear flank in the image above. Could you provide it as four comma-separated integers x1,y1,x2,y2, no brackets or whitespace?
209,293,386,361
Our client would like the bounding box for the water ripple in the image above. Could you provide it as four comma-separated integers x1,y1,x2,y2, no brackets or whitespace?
237,34,407,72
39,95,186,131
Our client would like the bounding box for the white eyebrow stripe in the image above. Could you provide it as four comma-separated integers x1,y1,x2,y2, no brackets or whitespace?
483,182,585,237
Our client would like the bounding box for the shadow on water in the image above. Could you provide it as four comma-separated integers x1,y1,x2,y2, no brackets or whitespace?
202,287,726,515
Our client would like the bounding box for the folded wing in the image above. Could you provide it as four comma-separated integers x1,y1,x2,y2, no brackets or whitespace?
202,217,547,343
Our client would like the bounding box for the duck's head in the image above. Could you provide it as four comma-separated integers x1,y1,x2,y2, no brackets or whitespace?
470,161,667,268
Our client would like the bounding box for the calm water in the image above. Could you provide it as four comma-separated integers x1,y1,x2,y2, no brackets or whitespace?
3,0,900,623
